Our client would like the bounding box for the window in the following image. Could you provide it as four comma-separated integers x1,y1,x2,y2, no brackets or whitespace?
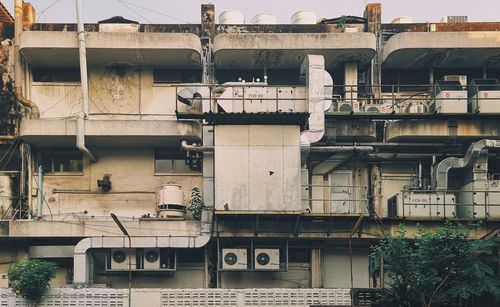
32,68,81,82
39,149,83,173
0,145,19,172
154,149,198,174
153,69,201,83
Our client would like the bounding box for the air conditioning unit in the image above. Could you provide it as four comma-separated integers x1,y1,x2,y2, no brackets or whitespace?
405,103,427,114
143,248,161,270
468,79,500,113
254,248,280,270
431,80,467,113
335,101,360,112
0,274,8,288
380,102,398,113
222,248,248,270
364,104,381,113
387,192,456,218
110,249,136,270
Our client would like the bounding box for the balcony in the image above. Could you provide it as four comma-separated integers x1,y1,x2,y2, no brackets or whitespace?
303,184,369,216
20,118,201,147
20,31,202,68
383,31,500,69
213,32,376,69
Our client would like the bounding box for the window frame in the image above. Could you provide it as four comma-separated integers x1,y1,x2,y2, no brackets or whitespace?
37,149,84,176
153,148,200,175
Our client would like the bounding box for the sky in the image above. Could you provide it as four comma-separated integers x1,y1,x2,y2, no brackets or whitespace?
4,0,500,24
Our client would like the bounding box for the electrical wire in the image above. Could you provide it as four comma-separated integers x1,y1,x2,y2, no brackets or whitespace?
36,0,61,23
116,0,154,24
117,0,191,24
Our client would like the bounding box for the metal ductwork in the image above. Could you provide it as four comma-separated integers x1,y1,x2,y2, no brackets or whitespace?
299,55,333,164
433,139,500,190
181,140,214,152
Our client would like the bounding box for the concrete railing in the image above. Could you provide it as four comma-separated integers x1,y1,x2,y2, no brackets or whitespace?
0,287,352,307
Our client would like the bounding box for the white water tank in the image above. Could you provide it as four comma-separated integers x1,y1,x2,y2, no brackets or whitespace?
158,184,186,217
252,14,277,24
219,10,245,24
291,10,317,24
391,16,413,24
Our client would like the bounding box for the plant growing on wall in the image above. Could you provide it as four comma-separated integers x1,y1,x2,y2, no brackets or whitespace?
371,223,499,307
336,15,347,30
8,259,57,306
187,187,205,220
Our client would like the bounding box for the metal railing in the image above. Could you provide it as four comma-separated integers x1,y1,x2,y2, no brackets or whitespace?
174,83,500,116
388,188,500,219
302,184,368,215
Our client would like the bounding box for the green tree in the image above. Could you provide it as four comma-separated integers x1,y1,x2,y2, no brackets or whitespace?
8,259,57,306
372,223,499,307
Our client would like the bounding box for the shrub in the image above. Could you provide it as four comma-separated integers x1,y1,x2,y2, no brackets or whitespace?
8,259,57,305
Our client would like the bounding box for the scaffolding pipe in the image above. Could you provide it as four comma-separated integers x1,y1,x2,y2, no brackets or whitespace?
75,0,96,162
36,165,43,218
14,0,39,118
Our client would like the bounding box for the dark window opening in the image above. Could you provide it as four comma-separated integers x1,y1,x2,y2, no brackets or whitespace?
0,145,19,172
288,249,311,263
176,248,204,265
32,68,81,82
154,149,198,174
153,69,201,83
381,69,430,93
38,149,83,173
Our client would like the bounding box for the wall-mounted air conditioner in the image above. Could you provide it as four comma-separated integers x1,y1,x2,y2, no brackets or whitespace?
335,101,360,112
254,248,280,270
143,248,161,270
110,249,136,270
222,248,248,270
364,104,381,113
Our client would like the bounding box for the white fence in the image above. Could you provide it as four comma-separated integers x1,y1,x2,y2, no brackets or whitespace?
0,288,352,307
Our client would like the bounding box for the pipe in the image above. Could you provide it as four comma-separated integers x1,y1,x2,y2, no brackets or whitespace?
37,165,43,218
433,139,500,190
299,55,332,164
418,161,423,189
14,0,39,118
75,0,96,162
181,140,214,152
310,146,373,153
73,234,211,285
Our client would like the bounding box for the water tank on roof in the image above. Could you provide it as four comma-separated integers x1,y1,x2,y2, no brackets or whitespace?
391,16,413,24
219,10,245,24
291,10,317,24
252,14,277,24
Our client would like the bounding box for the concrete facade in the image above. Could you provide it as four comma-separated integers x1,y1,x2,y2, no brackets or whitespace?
0,2,498,306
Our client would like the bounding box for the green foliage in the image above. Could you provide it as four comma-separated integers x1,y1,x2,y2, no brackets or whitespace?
8,259,57,305
336,15,347,30
187,187,205,220
371,222,499,307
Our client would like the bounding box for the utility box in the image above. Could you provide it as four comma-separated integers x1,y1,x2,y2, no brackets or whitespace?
214,125,301,211
388,191,456,218
431,80,467,113
468,78,500,113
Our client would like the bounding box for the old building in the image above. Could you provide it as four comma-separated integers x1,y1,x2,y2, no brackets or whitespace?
0,1,499,306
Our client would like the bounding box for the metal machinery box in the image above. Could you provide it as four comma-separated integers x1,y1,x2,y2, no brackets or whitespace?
457,181,500,219
468,78,500,113
388,191,456,218
431,80,467,113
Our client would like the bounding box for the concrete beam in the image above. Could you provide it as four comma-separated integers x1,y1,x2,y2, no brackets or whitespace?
383,31,500,68
20,119,202,147
20,31,202,67
213,33,376,69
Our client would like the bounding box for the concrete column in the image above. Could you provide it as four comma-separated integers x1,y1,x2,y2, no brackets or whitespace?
311,249,323,288
344,63,358,110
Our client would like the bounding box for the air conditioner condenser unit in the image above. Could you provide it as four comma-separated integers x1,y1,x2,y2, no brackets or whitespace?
254,248,280,270
222,248,248,270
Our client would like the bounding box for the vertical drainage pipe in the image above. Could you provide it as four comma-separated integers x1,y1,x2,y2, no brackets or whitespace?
37,165,43,218
75,0,96,162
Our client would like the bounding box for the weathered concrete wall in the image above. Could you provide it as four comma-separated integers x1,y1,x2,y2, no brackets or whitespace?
322,247,369,288
220,263,310,288
32,147,202,220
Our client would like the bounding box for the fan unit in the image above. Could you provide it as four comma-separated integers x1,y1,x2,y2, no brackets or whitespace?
254,248,280,270
110,249,136,270
143,248,161,270
364,104,381,113
222,248,248,270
